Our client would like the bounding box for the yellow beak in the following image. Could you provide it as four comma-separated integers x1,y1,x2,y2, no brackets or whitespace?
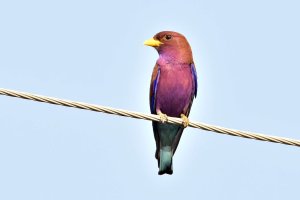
144,38,163,47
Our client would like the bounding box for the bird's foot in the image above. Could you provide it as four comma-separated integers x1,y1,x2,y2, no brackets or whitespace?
180,114,189,128
158,112,168,123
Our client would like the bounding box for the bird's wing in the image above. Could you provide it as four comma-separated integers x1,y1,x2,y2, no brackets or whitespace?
150,64,161,160
184,63,198,117
191,63,198,98
149,64,161,114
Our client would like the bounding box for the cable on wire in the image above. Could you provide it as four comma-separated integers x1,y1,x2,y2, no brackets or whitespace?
0,88,300,147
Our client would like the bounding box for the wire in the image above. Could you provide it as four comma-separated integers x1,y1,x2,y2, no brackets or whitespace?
0,88,299,147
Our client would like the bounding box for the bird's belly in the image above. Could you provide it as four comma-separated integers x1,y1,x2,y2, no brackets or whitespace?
156,67,193,117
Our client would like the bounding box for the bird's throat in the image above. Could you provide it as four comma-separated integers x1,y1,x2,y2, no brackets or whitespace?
158,48,193,65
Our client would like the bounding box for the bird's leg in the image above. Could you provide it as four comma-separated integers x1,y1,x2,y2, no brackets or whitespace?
180,114,189,128
157,111,168,123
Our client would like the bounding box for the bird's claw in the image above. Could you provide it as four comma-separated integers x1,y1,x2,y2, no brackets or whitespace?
180,114,189,128
158,112,168,123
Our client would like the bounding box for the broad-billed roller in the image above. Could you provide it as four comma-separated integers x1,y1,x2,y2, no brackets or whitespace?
144,31,198,175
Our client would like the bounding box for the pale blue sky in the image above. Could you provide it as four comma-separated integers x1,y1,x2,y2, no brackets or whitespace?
1,0,300,199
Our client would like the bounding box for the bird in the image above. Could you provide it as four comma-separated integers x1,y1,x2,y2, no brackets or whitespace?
144,31,198,175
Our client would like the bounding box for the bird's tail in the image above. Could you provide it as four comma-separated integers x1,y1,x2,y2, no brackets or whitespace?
158,146,173,175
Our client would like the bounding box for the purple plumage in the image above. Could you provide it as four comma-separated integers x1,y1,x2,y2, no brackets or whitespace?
145,31,197,175
155,63,195,116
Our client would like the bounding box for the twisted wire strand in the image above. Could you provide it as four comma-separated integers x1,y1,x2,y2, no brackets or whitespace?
0,88,300,147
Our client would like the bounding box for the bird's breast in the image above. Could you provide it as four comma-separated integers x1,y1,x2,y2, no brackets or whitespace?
156,65,194,117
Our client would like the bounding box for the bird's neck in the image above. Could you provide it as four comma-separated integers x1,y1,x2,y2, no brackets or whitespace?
157,48,193,65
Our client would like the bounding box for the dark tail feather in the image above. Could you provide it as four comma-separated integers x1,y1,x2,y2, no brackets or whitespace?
158,146,173,175
171,127,184,155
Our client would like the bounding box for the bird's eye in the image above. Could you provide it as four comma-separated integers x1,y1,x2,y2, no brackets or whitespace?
165,35,172,40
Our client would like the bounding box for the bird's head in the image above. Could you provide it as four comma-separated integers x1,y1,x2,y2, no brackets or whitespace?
144,31,193,64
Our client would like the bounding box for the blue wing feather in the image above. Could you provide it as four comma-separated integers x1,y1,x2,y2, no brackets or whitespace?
191,63,198,98
150,68,161,113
